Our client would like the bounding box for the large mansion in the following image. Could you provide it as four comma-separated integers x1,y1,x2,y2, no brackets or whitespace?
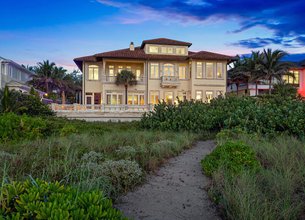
74,38,235,106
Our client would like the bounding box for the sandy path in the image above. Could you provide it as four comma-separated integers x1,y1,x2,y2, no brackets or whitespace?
115,141,219,220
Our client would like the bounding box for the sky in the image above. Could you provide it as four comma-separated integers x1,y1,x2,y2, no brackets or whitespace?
0,0,304,72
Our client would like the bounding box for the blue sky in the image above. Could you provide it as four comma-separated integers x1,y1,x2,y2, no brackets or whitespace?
1,0,304,71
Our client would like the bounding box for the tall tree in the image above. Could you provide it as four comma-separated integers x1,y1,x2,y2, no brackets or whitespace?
30,60,56,94
1,86,11,112
260,49,293,94
228,57,248,95
115,70,137,105
244,51,265,96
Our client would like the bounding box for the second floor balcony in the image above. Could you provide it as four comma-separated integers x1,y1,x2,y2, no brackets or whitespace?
102,74,146,84
160,75,180,88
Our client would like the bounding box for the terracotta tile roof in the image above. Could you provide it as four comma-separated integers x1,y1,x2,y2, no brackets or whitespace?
73,40,236,71
74,55,96,70
140,38,192,48
74,55,96,62
188,51,236,60
94,47,190,61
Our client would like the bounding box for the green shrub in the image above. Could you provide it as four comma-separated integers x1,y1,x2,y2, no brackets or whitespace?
98,160,143,194
60,124,78,137
81,151,105,164
206,135,305,220
80,160,143,196
115,146,137,160
0,113,48,142
0,88,54,117
201,141,261,176
0,179,126,219
141,96,305,138
272,82,297,98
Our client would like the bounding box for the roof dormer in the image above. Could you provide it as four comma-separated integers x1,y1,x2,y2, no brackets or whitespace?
141,38,191,56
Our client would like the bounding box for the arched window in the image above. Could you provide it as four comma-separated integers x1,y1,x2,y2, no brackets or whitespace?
163,64,174,76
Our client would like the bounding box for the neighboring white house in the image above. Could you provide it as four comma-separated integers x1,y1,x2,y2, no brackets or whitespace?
0,56,36,93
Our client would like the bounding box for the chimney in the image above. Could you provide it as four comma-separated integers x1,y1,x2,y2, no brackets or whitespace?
129,42,135,51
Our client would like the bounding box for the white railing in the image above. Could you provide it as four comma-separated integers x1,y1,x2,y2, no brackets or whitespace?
102,75,146,84
51,103,153,113
161,75,180,87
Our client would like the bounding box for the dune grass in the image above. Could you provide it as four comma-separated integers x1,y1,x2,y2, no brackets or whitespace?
0,119,199,197
205,133,305,220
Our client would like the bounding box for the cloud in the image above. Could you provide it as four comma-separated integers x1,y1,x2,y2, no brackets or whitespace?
233,38,283,48
97,0,305,48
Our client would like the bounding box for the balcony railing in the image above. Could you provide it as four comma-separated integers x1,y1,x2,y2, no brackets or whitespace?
51,103,153,113
102,75,146,84
160,75,180,87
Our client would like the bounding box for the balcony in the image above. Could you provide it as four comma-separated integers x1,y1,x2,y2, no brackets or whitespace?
102,74,146,84
160,76,180,88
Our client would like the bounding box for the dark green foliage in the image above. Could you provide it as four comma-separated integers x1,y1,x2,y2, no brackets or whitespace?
1,86,11,112
59,124,78,137
141,96,305,137
0,89,54,116
201,141,261,176
272,82,298,98
0,179,126,219
0,113,48,142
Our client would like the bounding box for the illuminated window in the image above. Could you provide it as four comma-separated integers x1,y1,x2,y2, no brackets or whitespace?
150,91,159,105
161,47,167,54
150,63,159,78
108,65,114,76
196,62,203,78
284,71,299,84
149,46,159,53
206,91,213,103
178,91,187,101
88,65,99,80
176,47,186,55
118,66,123,73
206,63,214,78
126,66,131,71
196,91,202,101
163,64,174,76
216,63,223,78
106,92,123,105
167,48,174,54
179,66,186,79
128,93,145,105
136,69,142,81
165,92,174,104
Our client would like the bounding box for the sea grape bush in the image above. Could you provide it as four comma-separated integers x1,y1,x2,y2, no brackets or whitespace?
201,141,261,176
0,179,126,219
141,96,305,137
0,113,48,142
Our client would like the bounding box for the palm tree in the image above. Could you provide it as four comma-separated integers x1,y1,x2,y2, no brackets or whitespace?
260,49,293,94
115,70,137,105
30,60,56,94
52,66,68,104
228,57,248,95
244,51,265,96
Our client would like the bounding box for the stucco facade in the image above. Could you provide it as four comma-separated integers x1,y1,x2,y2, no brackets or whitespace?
74,38,235,106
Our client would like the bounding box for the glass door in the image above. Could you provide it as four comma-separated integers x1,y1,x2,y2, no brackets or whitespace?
165,91,174,104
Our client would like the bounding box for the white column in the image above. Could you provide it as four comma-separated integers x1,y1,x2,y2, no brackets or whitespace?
82,62,85,105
